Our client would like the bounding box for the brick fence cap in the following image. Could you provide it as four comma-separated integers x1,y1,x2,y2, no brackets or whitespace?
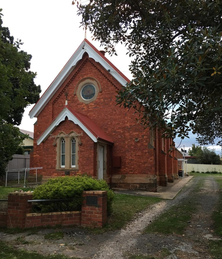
83,191,107,195
10,192,33,196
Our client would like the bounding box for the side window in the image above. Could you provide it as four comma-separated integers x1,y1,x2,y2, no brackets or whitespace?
71,138,76,167
56,132,79,170
61,138,65,168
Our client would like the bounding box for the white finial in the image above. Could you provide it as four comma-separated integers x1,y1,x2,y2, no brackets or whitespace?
84,26,87,39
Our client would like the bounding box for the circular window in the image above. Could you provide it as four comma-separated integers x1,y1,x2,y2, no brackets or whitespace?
81,84,96,100
75,78,100,104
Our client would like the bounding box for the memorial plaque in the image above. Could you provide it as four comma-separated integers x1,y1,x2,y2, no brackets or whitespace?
86,196,98,206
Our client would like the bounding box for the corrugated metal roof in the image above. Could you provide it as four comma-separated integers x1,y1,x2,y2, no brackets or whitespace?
37,106,113,145
20,129,34,139
66,105,113,143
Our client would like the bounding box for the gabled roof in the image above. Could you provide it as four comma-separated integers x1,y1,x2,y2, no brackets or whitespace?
30,39,130,119
20,129,34,139
37,105,113,145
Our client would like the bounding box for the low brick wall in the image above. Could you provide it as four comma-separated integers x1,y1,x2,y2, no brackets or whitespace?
0,212,7,227
7,192,33,228
82,191,107,227
0,191,107,229
25,211,81,228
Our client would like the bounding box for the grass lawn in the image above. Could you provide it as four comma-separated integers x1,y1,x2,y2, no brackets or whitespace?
0,187,20,199
209,176,222,259
0,186,34,199
144,200,196,235
0,187,20,212
0,240,77,259
0,185,162,230
0,187,162,257
143,175,203,235
0,186,162,232
2,175,222,258
103,193,162,231
143,174,222,259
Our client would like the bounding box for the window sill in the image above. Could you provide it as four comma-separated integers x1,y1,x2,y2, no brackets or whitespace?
56,167,79,171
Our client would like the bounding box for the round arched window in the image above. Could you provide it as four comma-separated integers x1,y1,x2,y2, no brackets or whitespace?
80,84,96,100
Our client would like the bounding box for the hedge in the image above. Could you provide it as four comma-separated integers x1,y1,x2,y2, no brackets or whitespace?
32,175,114,215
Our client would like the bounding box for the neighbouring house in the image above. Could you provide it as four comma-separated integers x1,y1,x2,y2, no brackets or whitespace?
29,39,181,191
176,149,186,176
20,129,34,154
5,129,33,181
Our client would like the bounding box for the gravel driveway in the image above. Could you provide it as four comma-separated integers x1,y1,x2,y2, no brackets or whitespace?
0,176,221,259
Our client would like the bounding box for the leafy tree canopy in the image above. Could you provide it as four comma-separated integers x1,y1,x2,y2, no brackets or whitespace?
188,144,221,164
74,0,222,145
188,144,203,158
0,124,25,176
0,10,41,175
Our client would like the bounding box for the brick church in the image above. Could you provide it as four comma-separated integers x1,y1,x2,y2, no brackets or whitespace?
29,39,181,191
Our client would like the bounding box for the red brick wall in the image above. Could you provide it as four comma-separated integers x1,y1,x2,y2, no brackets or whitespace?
25,211,81,228
34,118,95,177
5,191,107,229
81,191,107,228
156,131,167,186
31,53,180,190
7,192,32,228
0,212,7,227
31,54,156,188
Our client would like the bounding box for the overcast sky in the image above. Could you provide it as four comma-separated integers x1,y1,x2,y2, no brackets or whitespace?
1,0,221,155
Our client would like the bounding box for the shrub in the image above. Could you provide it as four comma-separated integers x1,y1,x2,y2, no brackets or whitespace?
32,175,114,215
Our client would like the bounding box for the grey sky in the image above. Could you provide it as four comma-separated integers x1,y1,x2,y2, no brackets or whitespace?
1,0,221,155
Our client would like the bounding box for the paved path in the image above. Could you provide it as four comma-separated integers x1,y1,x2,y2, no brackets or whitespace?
114,176,193,199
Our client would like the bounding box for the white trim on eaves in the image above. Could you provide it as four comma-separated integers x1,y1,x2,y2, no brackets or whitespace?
37,107,97,145
30,40,128,119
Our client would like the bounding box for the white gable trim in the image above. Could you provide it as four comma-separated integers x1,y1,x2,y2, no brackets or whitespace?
30,40,128,118
37,107,97,145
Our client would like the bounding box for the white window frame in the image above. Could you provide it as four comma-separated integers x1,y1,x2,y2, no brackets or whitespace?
56,132,79,170
61,138,65,168
71,137,76,168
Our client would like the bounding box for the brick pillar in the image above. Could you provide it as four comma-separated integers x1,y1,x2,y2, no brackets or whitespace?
7,193,33,228
81,191,107,228
0,213,7,227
